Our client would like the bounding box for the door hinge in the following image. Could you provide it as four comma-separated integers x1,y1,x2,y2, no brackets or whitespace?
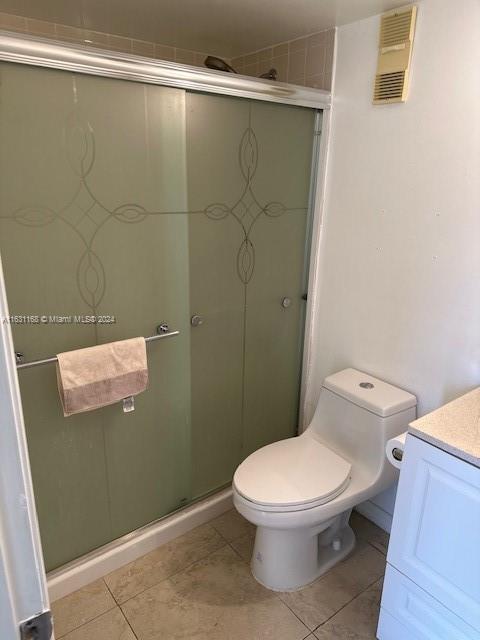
20,611,52,640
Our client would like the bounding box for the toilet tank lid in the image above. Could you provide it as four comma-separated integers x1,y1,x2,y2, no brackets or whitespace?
323,368,416,417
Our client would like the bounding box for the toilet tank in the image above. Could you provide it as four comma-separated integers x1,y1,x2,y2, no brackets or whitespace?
306,368,417,479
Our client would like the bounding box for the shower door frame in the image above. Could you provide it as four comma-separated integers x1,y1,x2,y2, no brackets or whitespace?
0,29,333,608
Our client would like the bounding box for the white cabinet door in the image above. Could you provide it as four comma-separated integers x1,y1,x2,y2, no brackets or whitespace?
387,434,480,631
380,565,480,640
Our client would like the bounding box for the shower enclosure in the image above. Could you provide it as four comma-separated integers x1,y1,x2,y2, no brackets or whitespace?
0,47,323,573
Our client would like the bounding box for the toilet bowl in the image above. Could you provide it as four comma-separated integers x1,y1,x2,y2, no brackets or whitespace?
233,368,416,591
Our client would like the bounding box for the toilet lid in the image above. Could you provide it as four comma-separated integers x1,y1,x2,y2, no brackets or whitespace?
233,436,352,509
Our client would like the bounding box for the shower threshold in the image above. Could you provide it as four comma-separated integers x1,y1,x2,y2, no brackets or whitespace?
47,486,233,601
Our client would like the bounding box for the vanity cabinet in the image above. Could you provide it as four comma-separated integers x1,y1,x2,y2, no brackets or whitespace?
377,434,480,640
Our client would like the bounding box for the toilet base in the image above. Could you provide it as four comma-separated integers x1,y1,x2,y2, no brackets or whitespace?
250,518,356,592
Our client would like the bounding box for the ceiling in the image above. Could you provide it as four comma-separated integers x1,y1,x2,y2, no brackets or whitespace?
0,0,409,57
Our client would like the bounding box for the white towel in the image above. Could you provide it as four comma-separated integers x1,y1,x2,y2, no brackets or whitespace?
56,337,148,417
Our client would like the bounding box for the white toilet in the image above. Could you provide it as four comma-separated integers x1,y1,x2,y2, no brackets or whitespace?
233,368,416,592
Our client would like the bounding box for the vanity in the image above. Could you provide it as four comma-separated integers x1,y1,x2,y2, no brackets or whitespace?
377,388,480,640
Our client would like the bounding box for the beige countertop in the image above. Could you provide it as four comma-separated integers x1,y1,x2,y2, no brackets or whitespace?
408,387,480,467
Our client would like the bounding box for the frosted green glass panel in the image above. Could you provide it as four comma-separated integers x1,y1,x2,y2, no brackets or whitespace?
243,101,314,456
186,93,315,495
186,94,248,497
0,63,191,570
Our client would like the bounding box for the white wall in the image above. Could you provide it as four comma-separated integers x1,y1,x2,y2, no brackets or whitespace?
307,0,480,522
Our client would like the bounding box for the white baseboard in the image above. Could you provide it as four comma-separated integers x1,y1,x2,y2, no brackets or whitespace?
47,487,233,601
355,500,392,534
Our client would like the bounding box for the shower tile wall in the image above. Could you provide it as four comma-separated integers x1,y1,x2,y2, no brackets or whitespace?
0,11,334,90
0,11,222,69
231,29,335,90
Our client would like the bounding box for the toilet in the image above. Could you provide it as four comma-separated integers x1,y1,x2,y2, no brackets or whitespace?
233,368,416,592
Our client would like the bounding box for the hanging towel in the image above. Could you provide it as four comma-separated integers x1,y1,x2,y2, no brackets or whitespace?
56,337,148,417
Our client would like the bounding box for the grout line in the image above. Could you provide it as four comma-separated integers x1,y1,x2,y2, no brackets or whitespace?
224,536,313,637
118,603,139,639
236,27,334,60
227,540,250,564
275,590,318,633
54,600,118,639
104,575,139,639
366,539,388,556
312,574,384,632
273,592,311,636
115,541,231,607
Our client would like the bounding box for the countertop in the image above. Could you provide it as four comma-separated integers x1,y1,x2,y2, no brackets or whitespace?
408,387,480,467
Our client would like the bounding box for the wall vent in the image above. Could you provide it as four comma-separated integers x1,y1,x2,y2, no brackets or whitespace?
373,4,417,104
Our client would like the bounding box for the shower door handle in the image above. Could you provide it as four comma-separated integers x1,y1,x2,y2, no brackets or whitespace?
191,315,204,327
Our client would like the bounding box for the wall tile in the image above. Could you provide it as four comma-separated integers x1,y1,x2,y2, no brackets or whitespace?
26,17,56,36
288,48,306,82
325,40,334,72
273,42,289,57
324,71,332,91
289,36,307,53
194,52,207,67
82,30,110,47
238,27,335,89
306,44,326,77
231,55,244,67
324,28,335,48
307,31,326,48
244,62,259,77
54,23,83,42
175,48,195,64
0,12,26,32
269,54,288,82
132,39,155,57
108,34,132,53
306,73,325,90
244,51,259,66
154,43,175,61
258,47,273,62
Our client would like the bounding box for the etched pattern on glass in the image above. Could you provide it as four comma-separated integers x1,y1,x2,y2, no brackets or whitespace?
2,104,306,309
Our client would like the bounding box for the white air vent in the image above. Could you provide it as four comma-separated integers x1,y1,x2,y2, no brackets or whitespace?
373,4,417,104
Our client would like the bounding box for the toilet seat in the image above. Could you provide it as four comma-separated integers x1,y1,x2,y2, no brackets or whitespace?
233,436,352,512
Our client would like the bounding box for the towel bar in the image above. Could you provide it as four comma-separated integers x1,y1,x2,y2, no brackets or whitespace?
15,326,179,371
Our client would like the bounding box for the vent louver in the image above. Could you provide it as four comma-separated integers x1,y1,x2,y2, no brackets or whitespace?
373,5,417,104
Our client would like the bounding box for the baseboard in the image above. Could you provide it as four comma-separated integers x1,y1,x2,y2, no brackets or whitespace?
47,487,233,601
355,500,392,534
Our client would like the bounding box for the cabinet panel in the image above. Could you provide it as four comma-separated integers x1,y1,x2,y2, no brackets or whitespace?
379,565,480,640
377,608,414,640
388,435,480,631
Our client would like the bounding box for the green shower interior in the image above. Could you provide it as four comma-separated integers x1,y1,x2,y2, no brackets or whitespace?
0,62,317,571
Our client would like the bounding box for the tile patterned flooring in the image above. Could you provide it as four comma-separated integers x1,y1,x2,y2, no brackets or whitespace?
51,510,389,639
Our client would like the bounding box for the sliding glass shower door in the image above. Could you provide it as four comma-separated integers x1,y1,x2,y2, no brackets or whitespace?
0,61,316,571
187,92,315,497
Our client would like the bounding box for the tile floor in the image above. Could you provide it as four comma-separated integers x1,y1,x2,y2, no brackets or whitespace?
51,509,389,640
